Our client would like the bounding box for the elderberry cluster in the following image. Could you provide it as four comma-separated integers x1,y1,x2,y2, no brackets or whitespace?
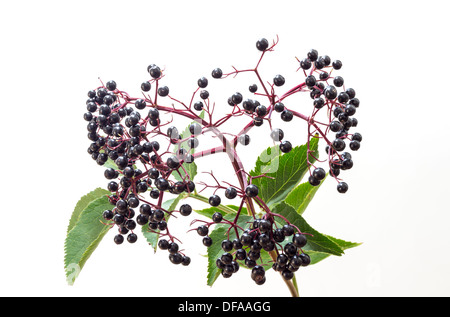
83,66,199,265
295,48,363,193
199,210,310,285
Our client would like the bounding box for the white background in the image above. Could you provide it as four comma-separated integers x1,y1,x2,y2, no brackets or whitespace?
1,0,450,297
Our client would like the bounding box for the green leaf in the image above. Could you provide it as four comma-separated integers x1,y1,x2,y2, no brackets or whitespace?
250,136,319,208
306,236,362,265
64,188,112,285
141,193,184,252
103,158,118,170
284,175,327,215
271,202,344,256
67,188,109,234
173,161,197,182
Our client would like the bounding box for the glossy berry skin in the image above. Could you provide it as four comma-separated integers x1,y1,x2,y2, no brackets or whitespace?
221,240,233,252
308,175,321,186
299,253,311,266
127,233,138,243
149,65,161,79
292,233,307,248
231,92,243,104
202,236,213,247
245,184,259,197
179,204,192,216
337,182,349,193
312,167,326,180
307,49,319,61
197,77,208,88
280,110,293,122
279,140,292,153
211,68,223,79
197,225,209,236
305,75,316,87
273,74,285,86
141,81,151,91
274,102,285,112
324,85,338,100
114,234,124,245
209,195,221,207
212,212,223,223
332,60,342,69
102,210,114,220
300,58,312,70
350,140,360,151
158,86,169,97
256,38,269,51
225,187,237,199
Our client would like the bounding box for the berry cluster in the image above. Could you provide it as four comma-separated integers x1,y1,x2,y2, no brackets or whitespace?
196,205,311,285
83,67,198,260
82,36,361,287
292,48,363,192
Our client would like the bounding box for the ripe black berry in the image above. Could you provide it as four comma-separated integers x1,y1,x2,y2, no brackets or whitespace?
251,265,265,284
300,58,312,70
209,195,221,207
231,92,243,104
149,65,161,79
312,167,326,180
169,253,183,265
158,239,170,250
274,102,285,112
179,204,192,216
114,234,124,245
197,225,209,236
305,75,316,87
102,210,114,220
282,270,294,280
349,140,360,151
225,187,237,199
292,233,307,248
332,60,342,70
221,240,233,252
324,85,338,100
352,132,363,142
211,68,223,79
256,38,269,51
280,110,293,122
126,233,137,243
337,182,349,193
299,253,311,266
203,236,213,247
307,49,319,62
333,76,344,87
197,76,208,88
332,138,346,152
199,90,209,99
141,81,151,91
273,74,285,86
193,101,203,111
158,86,169,97
279,140,292,153
245,184,259,198
212,212,223,223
